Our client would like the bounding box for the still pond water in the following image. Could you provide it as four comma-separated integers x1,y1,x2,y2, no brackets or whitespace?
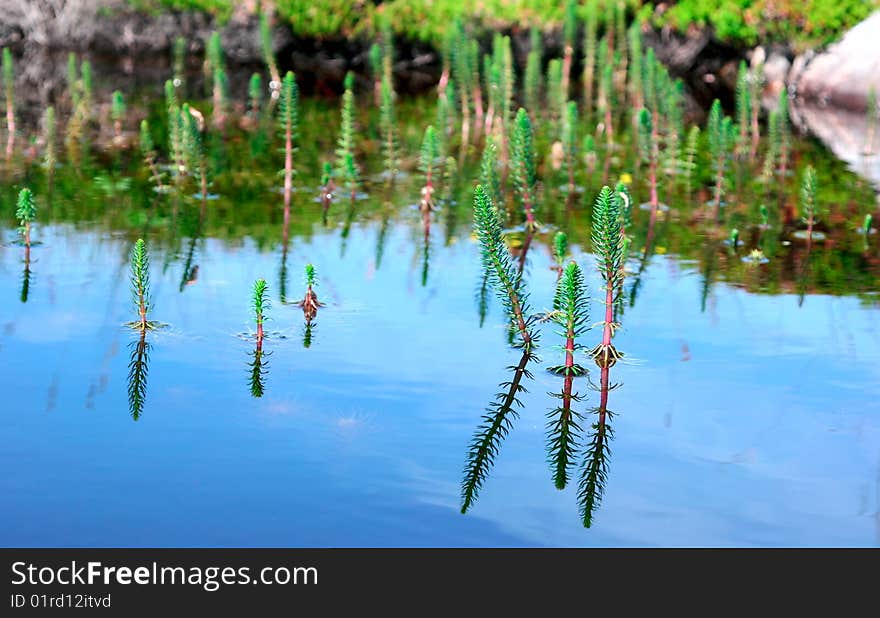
1,95,879,547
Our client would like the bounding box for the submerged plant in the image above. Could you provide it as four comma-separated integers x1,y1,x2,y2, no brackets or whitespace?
252,278,269,344
511,108,538,229
461,186,540,514
129,239,153,331
3,47,14,158
16,187,36,247
578,398,613,528
547,261,590,490
335,72,359,197
277,71,298,221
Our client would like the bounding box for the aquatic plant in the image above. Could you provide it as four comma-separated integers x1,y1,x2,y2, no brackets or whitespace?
111,90,125,139
589,186,624,369
379,75,398,183
277,71,299,219
3,48,14,158
638,108,659,213
547,58,564,126
252,278,269,344
435,79,452,161
546,260,590,490
259,10,281,94
461,185,539,514
510,108,538,229
582,0,599,114
524,28,542,116
320,160,334,213
248,73,263,121
139,120,165,192
173,36,186,88
298,263,321,321
480,139,503,214
762,105,781,186
15,188,36,247
729,227,739,250
127,330,150,421
800,165,819,247
419,125,438,212
247,344,269,397
43,106,56,180
212,67,229,128
553,231,568,282
708,99,735,216
129,239,153,331
749,58,764,160
560,0,577,99
182,104,209,201
561,101,578,194
578,399,613,528
165,80,184,180
597,39,614,149
80,60,93,117
735,60,751,159
680,125,700,195
335,71,359,197
205,32,223,83
627,20,644,112
368,42,383,102
777,87,791,179
67,52,80,110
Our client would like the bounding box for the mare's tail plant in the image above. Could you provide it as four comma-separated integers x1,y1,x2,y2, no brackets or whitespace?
578,390,613,528
562,101,578,195
638,108,659,214
708,99,735,219
16,187,36,247
379,74,398,183
680,125,700,195
800,165,819,249
461,185,540,514
252,278,269,344
111,90,125,140
259,9,281,95
589,186,624,369
248,73,263,123
173,36,186,89
419,125,439,214
480,139,503,215
582,0,599,115
561,0,577,101
277,71,299,222
43,106,56,183
129,239,153,331
127,330,150,421
553,231,568,283
298,263,321,321
547,261,590,489
511,108,538,229
749,57,764,160
524,27,542,116
165,80,184,181
182,104,209,202
735,61,751,159
335,72,359,198
140,120,165,192
3,48,14,159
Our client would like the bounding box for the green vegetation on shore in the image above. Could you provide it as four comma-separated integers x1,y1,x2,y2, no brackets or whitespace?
132,0,878,49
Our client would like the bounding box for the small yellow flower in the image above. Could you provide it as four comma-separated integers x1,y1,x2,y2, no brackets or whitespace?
619,173,633,185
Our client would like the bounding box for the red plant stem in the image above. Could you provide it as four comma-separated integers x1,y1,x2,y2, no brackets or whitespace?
602,266,615,349
568,153,575,195
256,315,264,344
750,104,760,161
561,318,575,420
598,365,609,425
517,229,533,279
138,287,147,331
484,102,494,137
23,221,30,248
806,213,814,252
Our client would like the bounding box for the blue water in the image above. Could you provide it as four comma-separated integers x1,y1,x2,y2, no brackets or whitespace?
2,213,878,547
